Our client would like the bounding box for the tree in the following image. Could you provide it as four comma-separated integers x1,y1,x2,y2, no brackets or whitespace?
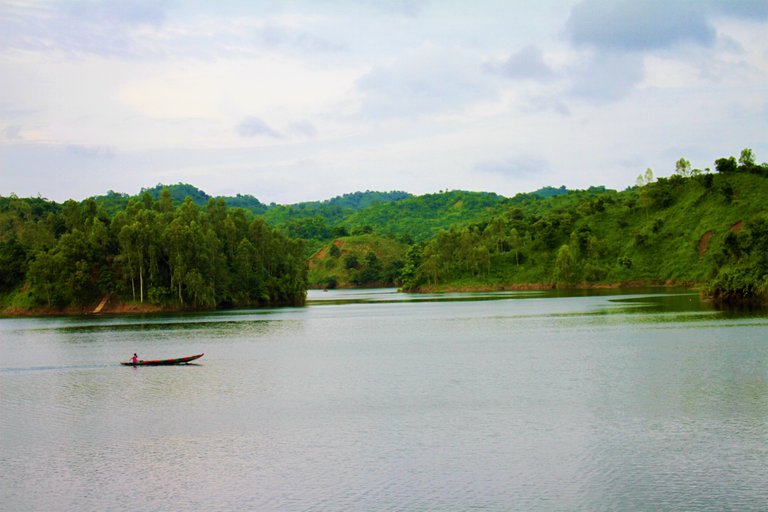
635,167,655,218
344,254,359,270
553,244,574,286
483,217,507,253
675,157,692,177
636,167,654,187
715,156,737,173
399,245,422,291
0,237,27,292
358,251,382,284
27,251,68,307
739,148,755,168
508,228,521,266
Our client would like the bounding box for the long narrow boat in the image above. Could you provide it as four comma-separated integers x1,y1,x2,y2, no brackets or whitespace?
121,353,204,366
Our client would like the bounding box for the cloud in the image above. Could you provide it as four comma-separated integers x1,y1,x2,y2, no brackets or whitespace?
257,24,346,54
237,117,283,139
2,125,23,140
527,96,571,116
288,121,318,137
356,45,497,118
0,0,168,57
63,1,167,27
562,0,768,105
485,45,556,81
566,0,715,52
708,0,768,20
367,0,425,17
66,145,116,159
568,50,645,103
474,155,550,177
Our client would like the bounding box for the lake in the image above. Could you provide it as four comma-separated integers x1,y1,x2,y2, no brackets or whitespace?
2,288,768,511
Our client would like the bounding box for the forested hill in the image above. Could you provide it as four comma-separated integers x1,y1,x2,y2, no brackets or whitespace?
91,184,270,217
91,185,412,219
398,151,768,306
0,192,307,313
2,149,767,312
303,150,768,302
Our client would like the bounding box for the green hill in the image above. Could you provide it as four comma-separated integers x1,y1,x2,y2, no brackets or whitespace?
307,234,409,289
341,190,507,242
401,160,768,307
92,183,270,217
4,149,767,312
0,194,306,313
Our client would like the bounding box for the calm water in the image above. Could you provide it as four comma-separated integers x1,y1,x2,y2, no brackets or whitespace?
2,289,768,511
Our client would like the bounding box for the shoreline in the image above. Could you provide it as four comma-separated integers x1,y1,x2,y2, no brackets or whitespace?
403,278,703,294
1,301,170,318
1,280,707,318
1,296,304,318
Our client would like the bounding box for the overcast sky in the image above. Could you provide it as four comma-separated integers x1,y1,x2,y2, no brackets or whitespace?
1,0,766,204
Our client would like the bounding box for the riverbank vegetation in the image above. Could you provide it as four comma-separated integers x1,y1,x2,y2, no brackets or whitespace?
399,151,768,306
0,190,306,314
2,149,766,313
305,150,768,305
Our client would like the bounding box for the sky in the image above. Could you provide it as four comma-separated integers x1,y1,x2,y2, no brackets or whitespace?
1,0,767,205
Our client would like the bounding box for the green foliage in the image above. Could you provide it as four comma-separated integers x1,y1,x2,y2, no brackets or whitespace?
533,186,569,198
739,148,755,167
715,156,738,173
402,152,768,298
553,244,574,286
300,190,412,210
0,193,306,311
342,190,507,242
92,183,270,217
307,235,408,288
261,191,410,229
706,214,768,306
141,183,211,205
5,149,767,309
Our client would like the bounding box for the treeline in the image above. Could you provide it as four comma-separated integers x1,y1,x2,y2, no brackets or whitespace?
399,150,768,305
91,183,270,218
4,149,766,311
0,189,306,311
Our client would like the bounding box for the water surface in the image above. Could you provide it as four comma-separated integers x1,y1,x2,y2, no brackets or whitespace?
2,289,767,511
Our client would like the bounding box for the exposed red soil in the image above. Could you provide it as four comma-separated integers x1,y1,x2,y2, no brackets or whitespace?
309,239,345,270
698,230,714,258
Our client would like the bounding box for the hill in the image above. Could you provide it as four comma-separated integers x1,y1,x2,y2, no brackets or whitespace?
90,184,270,217
341,190,508,242
4,149,767,312
0,193,307,314
401,154,768,307
307,234,409,289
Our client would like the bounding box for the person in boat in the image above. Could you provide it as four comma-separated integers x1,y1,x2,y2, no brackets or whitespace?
131,353,139,364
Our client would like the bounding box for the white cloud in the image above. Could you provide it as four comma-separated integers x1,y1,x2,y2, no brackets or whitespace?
474,155,551,177
237,117,282,139
0,1,766,204
2,125,22,140
356,44,498,118
485,45,556,81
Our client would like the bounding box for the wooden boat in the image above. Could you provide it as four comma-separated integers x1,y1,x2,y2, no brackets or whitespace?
121,353,204,366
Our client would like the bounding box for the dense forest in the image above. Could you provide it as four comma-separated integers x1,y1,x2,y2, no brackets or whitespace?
2,149,767,314
0,189,307,313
